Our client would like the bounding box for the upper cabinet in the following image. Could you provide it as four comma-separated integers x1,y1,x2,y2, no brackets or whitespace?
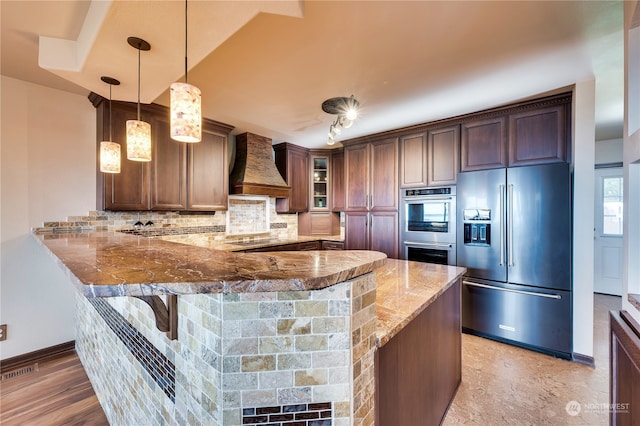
460,116,508,172
428,125,459,186
330,149,345,212
273,142,309,213
399,132,427,187
460,94,570,172
187,123,230,211
508,104,567,167
345,137,398,211
93,97,233,211
400,125,459,188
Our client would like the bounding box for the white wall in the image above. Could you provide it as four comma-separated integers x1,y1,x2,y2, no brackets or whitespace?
572,80,596,359
0,76,96,359
595,138,623,164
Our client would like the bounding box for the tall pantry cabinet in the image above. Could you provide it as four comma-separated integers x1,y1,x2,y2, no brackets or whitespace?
343,137,399,259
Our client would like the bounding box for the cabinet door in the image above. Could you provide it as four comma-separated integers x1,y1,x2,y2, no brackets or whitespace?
310,155,329,210
345,211,369,250
150,115,187,210
188,125,229,211
331,150,345,212
400,132,427,188
508,105,567,166
344,144,370,211
427,125,459,186
460,116,507,171
274,143,309,213
103,103,150,211
370,138,398,211
371,211,399,259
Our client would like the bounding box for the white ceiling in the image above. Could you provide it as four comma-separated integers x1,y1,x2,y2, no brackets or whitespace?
1,0,623,149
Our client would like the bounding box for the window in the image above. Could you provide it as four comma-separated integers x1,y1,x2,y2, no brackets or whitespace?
603,176,623,235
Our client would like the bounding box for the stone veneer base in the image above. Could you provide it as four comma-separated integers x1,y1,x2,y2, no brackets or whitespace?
75,273,376,426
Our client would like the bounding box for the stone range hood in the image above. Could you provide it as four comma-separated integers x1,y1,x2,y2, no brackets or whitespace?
229,132,290,197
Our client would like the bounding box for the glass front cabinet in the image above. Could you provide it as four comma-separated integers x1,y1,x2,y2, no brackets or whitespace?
312,156,329,209
299,152,341,236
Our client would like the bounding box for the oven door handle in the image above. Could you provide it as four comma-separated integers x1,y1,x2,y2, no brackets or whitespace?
404,241,453,249
403,196,453,202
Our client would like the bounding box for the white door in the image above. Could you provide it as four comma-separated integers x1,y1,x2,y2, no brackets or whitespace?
594,167,624,295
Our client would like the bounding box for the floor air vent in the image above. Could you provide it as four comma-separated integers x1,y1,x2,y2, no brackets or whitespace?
0,363,38,382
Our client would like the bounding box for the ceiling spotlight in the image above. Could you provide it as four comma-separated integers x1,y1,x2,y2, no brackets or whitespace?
321,95,360,146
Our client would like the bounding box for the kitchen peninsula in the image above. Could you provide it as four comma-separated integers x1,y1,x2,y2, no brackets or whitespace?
35,230,464,426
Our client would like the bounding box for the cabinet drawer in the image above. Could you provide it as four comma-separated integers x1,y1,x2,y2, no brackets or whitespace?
297,241,322,251
321,241,344,250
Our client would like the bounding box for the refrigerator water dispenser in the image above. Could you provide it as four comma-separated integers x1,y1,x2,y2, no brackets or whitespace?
463,223,491,245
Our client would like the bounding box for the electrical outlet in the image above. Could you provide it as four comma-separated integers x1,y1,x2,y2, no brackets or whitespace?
0,324,6,341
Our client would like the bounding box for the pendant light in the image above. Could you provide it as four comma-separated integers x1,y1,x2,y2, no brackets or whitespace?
99,76,121,173
126,36,152,162
170,0,202,143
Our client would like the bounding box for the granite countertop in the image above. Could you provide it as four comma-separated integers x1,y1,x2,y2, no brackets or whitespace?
195,235,344,252
374,259,466,347
34,231,383,298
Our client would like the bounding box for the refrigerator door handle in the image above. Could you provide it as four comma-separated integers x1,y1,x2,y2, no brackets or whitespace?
508,184,514,267
499,184,506,266
463,280,562,300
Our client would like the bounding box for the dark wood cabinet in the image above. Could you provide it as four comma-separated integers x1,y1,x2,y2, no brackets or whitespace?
94,97,232,212
370,138,399,210
242,240,322,252
187,124,229,210
151,115,187,211
344,211,369,250
376,279,461,426
331,149,345,212
460,116,508,172
344,138,398,258
345,138,398,211
100,102,151,211
273,143,309,213
427,125,459,186
400,126,459,188
399,132,427,188
508,104,567,166
298,211,340,236
369,211,399,258
321,240,344,250
460,95,570,172
344,143,370,211
299,150,341,236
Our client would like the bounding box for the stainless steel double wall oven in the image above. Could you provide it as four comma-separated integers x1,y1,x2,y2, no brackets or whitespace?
400,186,456,265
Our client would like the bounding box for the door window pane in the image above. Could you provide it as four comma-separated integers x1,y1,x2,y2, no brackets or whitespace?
603,176,623,235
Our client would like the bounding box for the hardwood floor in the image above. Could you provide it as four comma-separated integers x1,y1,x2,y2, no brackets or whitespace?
0,350,108,425
0,295,619,425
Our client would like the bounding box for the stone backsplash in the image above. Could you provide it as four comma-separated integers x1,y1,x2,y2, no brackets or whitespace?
32,197,298,242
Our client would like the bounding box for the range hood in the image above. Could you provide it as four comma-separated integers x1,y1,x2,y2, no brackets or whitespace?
229,132,291,197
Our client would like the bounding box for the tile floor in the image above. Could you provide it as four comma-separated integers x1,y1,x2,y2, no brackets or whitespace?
443,294,619,425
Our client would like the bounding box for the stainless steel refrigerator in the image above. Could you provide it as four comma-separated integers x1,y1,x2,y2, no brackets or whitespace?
457,163,572,359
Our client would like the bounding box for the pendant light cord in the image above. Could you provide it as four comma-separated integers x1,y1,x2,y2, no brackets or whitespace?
108,84,113,141
137,44,141,121
184,0,188,84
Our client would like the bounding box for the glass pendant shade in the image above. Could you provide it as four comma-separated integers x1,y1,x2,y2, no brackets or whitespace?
170,82,202,142
100,141,121,173
126,119,152,161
